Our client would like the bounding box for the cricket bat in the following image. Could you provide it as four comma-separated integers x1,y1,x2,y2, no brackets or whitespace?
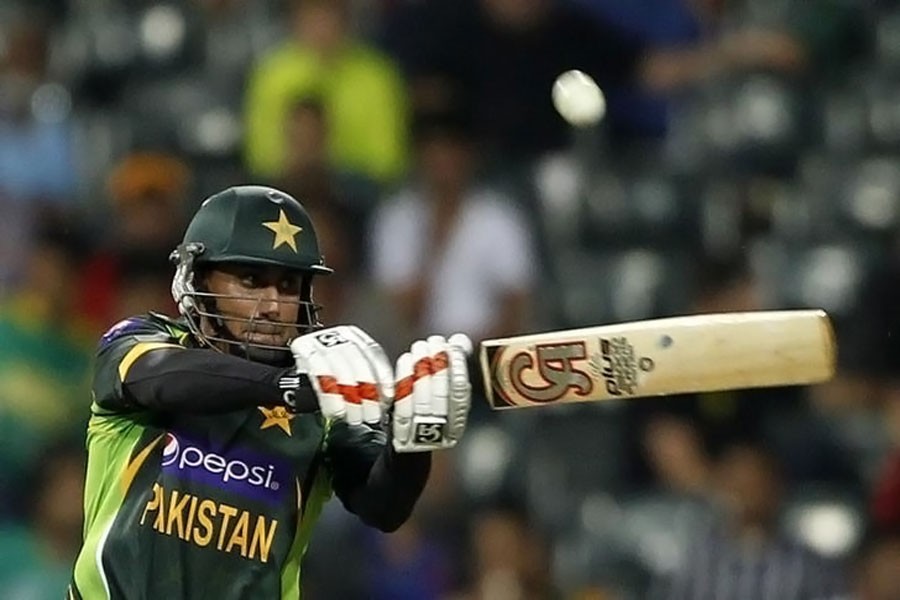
480,309,836,410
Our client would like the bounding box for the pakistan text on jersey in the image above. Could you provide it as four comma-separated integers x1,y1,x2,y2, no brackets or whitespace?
140,483,279,563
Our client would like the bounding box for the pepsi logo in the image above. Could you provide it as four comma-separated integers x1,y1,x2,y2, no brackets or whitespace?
161,433,179,467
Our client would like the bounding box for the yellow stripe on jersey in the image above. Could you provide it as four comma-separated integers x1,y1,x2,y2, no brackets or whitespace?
118,342,182,382
121,433,165,495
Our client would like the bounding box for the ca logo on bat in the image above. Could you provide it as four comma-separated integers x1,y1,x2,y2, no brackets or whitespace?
508,341,594,403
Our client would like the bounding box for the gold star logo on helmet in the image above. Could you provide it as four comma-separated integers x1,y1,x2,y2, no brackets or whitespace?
262,209,303,252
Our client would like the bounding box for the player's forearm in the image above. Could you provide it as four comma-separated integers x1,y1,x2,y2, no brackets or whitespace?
328,421,431,531
348,446,431,532
122,347,300,414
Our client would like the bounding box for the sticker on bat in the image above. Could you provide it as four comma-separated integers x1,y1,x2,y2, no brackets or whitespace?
591,337,654,396
508,342,594,403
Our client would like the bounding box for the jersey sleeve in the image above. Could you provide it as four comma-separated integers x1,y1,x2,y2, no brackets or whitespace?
91,314,302,417
91,316,187,415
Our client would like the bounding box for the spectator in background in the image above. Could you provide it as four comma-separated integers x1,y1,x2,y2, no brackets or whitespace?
381,0,646,165
450,504,560,600
277,95,380,264
641,415,714,498
0,8,76,202
0,224,91,517
369,108,536,346
77,152,188,334
587,0,867,139
652,443,850,600
0,439,85,600
0,8,78,291
193,0,280,92
381,0,865,161
244,0,408,184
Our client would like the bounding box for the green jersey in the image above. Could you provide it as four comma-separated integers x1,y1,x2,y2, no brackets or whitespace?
70,313,402,600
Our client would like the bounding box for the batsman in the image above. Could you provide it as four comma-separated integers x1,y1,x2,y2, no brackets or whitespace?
69,185,472,599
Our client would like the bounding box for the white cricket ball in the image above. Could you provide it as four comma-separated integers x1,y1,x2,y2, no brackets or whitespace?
552,69,606,127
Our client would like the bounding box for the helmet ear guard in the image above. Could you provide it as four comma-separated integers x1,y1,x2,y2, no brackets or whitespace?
170,242,206,314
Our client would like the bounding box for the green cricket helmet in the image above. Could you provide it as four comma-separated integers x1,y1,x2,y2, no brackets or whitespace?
170,185,332,364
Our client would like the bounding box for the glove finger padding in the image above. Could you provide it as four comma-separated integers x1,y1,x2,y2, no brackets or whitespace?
447,333,473,442
329,341,367,425
336,326,394,425
411,340,433,418
291,339,346,420
392,333,473,453
393,351,415,445
290,326,393,425
342,326,395,421
428,335,450,418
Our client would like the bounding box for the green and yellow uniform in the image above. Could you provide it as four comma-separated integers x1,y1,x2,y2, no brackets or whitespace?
70,312,428,600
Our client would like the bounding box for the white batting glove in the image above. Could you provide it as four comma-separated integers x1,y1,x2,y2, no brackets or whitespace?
290,326,395,426
390,333,473,453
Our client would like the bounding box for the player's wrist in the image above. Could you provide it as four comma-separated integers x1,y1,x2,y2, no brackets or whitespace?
276,370,318,413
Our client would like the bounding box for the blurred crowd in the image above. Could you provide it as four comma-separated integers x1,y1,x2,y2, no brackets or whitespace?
1,0,900,598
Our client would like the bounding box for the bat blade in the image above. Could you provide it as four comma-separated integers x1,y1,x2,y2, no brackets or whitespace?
480,310,836,410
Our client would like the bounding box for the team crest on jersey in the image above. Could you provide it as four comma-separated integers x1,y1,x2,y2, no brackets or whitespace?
258,406,294,436
99,318,145,348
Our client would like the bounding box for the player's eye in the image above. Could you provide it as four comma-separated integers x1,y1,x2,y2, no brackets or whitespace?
278,277,300,296
240,274,260,288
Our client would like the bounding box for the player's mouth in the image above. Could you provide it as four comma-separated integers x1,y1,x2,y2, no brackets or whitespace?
245,329,289,344
244,321,301,345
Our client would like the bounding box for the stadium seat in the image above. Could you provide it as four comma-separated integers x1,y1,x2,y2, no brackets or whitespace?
582,170,702,250
70,110,136,204
875,6,900,71
133,2,204,77
520,404,630,531
860,69,900,152
750,238,873,318
551,247,696,328
773,152,900,245
820,85,869,156
121,74,242,159
454,423,519,503
666,74,812,177
612,491,713,578
50,8,141,106
553,493,651,599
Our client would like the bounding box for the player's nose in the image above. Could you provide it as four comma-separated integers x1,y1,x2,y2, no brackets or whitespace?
255,285,281,317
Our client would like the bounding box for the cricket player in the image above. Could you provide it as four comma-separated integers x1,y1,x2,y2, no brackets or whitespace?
68,185,472,599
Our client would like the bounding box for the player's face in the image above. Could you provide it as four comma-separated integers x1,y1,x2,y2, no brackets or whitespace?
204,265,303,347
